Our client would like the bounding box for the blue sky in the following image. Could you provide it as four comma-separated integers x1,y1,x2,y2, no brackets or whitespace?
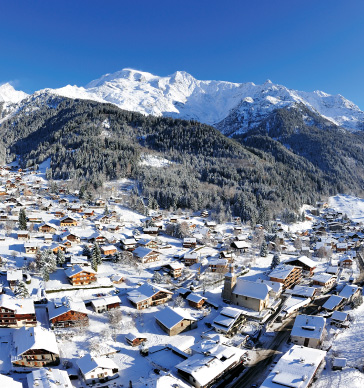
1,0,364,107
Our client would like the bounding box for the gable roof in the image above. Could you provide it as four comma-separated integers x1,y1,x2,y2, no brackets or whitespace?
233,278,269,300
48,297,88,320
155,306,196,329
65,264,96,278
77,353,118,375
127,283,173,304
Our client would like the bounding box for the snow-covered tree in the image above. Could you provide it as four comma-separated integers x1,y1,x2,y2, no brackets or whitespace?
56,249,65,266
92,243,102,266
18,208,27,230
294,237,302,251
270,254,280,269
14,280,29,298
260,240,268,257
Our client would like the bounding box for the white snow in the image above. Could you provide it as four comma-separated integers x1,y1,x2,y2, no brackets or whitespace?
329,194,364,223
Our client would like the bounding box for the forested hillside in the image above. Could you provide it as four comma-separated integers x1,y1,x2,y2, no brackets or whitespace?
0,97,341,223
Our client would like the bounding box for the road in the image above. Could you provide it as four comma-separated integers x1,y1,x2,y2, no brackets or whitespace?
228,297,327,388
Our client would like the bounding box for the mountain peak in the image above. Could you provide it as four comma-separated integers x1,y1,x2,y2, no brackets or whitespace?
0,82,28,103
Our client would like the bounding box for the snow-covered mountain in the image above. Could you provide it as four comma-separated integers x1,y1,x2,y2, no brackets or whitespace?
0,83,28,104
2,69,364,134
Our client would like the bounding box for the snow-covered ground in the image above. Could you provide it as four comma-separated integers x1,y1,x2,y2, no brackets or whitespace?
329,194,364,223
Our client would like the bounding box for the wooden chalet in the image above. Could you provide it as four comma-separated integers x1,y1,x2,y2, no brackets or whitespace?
163,262,183,278
127,283,173,310
38,222,57,233
0,295,37,328
60,216,78,227
54,210,66,218
143,226,160,236
100,245,117,256
65,265,96,286
48,297,89,328
120,237,137,251
186,293,206,309
269,265,302,289
285,256,317,277
132,246,159,263
155,307,197,336
24,242,39,254
136,238,158,250
17,230,30,240
183,238,197,248
184,252,200,266
11,326,60,367
91,296,121,313
125,333,147,347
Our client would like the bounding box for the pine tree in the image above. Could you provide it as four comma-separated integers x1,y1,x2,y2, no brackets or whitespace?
260,240,268,257
41,267,50,282
18,208,27,230
104,204,109,215
270,254,280,269
14,280,29,298
92,243,102,266
56,249,65,266
91,253,98,272
83,244,91,258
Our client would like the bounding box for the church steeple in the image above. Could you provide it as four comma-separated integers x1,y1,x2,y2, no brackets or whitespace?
221,263,237,302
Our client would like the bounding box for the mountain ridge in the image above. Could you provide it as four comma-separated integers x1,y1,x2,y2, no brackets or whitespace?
2,69,364,134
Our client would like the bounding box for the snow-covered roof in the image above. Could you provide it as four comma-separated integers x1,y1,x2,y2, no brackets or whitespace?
167,262,183,270
155,306,196,329
256,279,283,294
287,285,316,298
12,326,59,356
175,344,245,387
48,297,88,319
7,269,23,281
65,264,96,277
291,314,326,340
331,310,348,322
27,368,72,388
260,345,326,388
101,244,117,251
270,265,299,280
286,255,317,268
312,272,335,284
127,283,173,304
0,294,34,314
339,284,360,299
233,278,269,300
90,295,121,308
186,293,206,303
77,353,119,375
133,246,153,258
322,295,344,311
125,332,147,342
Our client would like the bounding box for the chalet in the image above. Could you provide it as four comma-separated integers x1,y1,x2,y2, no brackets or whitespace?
95,214,112,224
143,226,159,236
48,297,89,328
183,237,197,248
27,214,42,223
125,333,147,347
95,198,106,207
91,296,121,313
60,216,78,227
231,240,250,252
65,265,97,286
132,246,159,263
0,295,37,327
43,233,53,242
60,231,80,244
7,269,23,288
127,283,173,309
209,258,228,273
339,284,361,302
68,204,84,213
77,354,119,385
176,342,245,388
212,307,246,334
286,284,317,299
137,237,158,250
312,273,337,290
285,256,317,277
155,307,197,336
322,295,345,312
111,274,124,284
120,237,137,251
163,262,183,278
331,311,350,328
269,265,302,289
336,242,348,253
38,222,57,233
27,368,72,388
186,293,206,309
17,230,29,240
88,233,106,244
339,255,354,268
11,326,60,367
184,252,200,266
291,314,326,348
219,250,234,261
82,208,94,218
54,210,66,218
100,245,117,256
260,345,326,388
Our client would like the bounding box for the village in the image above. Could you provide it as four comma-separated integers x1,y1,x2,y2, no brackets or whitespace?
0,161,364,388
